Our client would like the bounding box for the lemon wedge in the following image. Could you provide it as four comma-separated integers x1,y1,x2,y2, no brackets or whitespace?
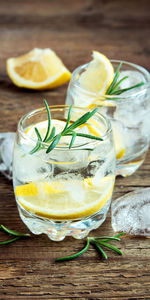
7,48,71,90
15,176,114,220
79,51,114,94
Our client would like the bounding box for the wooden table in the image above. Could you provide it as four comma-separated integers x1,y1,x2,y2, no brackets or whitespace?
0,0,150,298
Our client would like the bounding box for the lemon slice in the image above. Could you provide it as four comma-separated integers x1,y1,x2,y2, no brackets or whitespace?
15,181,64,197
25,117,103,146
25,119,66,140
7,48,71,90
79,51,114,94
112,123,125,159
15,176,114,220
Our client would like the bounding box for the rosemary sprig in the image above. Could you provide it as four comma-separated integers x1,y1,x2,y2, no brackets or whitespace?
106,62,144,97
55,233,125,262
30,100,103,154
0,225,30,245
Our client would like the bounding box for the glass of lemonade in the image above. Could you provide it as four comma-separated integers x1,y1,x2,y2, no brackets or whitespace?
66,60,150,176
13,105,116,241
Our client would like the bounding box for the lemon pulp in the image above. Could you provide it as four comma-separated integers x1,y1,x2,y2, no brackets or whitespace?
79,51,114,94
7,48,71,90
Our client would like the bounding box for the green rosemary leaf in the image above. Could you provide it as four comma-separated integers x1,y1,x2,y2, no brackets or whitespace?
46,133,61,153
46,126,56,142
0,225,30,237
99,241,123,255
109,76,129,95
112,81,145,95
75,133,103,141
0,237,21,245
56,238,90,262
114,232,126,238
74,148,94,151
29,127,42,154
30,143,41,154
65,132,102,142
103,232,126,242
66,112,91,132
69,132,76,149
106,62,122,94
66,108,98,132
94,241,108,260
93,236,121,242
43,99,51,142
62,105,73,133
35,127,42,141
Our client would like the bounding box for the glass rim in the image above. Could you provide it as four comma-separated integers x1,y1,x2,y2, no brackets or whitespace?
70,59,150,102
18,105,112,151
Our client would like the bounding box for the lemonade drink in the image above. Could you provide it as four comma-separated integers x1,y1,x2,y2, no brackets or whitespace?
13,105,116,241
66,53,150,176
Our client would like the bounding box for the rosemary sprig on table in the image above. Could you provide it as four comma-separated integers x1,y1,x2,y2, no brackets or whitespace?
0,225,125,264
0,225,30,245
30,100,103,155
55,232,125,262
106,62,144,97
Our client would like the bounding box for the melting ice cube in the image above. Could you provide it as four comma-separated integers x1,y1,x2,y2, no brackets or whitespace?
0,132,15,179
119,70,146,91
111,187,150,236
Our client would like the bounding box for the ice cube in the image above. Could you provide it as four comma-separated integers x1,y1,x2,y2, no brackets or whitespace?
14,147,53,183
46,148,89,171
66,180,85,205
141,108,150,142
119,70,146,91
0,132,15,179
111,187,150,236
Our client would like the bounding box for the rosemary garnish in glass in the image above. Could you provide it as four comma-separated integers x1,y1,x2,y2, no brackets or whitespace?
55,232,125,262
0,225,30,245
30,100,103,154
106,62,144,97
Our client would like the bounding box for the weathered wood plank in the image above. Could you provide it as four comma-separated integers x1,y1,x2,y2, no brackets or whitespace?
0,0,150,299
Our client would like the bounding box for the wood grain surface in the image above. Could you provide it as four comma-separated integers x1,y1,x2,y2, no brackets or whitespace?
0,0,150,299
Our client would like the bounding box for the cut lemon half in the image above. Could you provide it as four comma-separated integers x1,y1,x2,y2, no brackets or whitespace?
79,51,114,94
7,48,71,90
15,176,114,220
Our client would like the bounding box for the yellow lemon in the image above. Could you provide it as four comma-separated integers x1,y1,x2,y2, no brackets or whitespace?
112,123,125,159
79,51,114,94
15,176,114,220
7,48,71,90
25,119,66,140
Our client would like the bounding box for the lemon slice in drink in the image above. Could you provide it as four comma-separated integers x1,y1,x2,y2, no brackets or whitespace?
25,119,66,140
112,123,126,159
79,51,114,94
25,116,103,146
15,176,114,220
7,48,71,90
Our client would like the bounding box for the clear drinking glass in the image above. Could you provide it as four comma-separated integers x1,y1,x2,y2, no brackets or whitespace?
66,60,150,176
13,105,116,241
